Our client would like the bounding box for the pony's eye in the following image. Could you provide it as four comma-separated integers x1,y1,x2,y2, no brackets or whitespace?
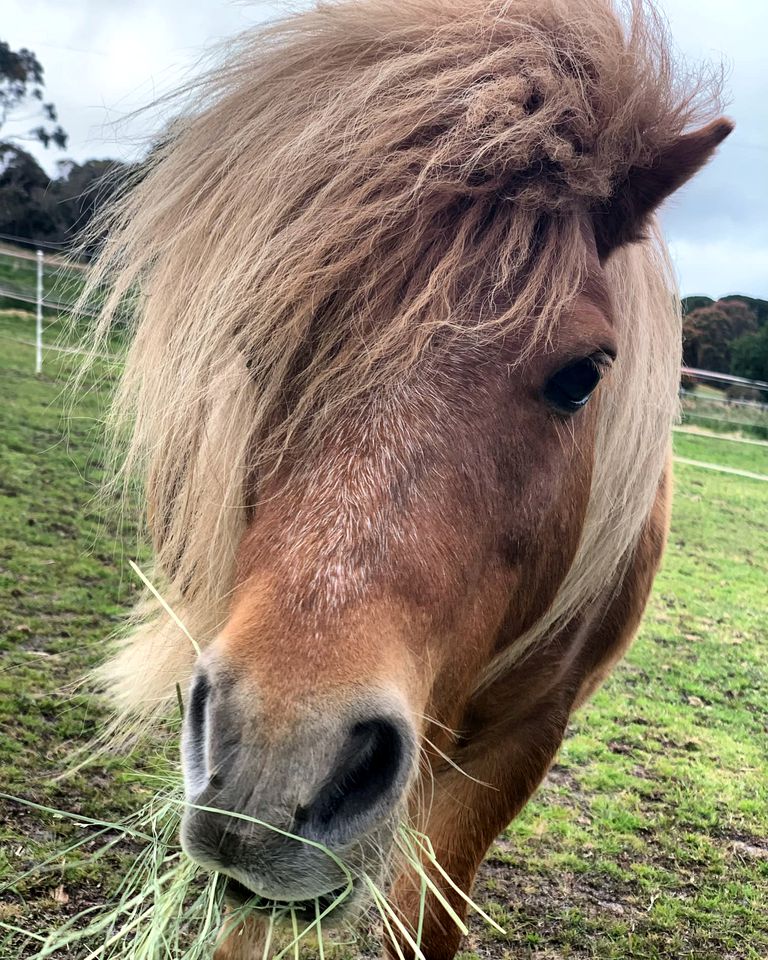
544,354,610,413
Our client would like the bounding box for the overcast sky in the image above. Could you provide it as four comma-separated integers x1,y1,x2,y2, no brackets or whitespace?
3,0,766,298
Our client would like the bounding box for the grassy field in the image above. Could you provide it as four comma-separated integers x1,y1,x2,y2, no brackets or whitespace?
1,308,766,959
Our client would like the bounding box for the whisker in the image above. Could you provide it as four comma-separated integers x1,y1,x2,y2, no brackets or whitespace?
421,736,497,790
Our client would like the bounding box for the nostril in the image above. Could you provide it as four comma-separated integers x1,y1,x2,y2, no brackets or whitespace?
183,670,211,795
298,718,407,841
188,670,210,741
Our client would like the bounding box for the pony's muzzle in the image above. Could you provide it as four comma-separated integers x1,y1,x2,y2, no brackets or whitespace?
179,663,416,902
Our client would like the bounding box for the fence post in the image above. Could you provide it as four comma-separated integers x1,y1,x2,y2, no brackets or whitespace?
35,249,44,375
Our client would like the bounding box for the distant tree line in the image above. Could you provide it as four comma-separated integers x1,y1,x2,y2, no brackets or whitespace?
682,296,768,384
0,38,135,257
0,144,133,256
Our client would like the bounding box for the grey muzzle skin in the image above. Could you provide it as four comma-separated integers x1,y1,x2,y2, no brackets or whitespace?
180,664,417,913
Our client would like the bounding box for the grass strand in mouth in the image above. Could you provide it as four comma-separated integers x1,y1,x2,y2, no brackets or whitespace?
363,876,426,960
415,870,427,948
315,901,325,960
291,909,300,960
2,788,505,958
262,908,276,960
396,825,506,936
0,785,357,959
268,881,353,960
394,828,467,937
411,829,505,934
364,878,408,960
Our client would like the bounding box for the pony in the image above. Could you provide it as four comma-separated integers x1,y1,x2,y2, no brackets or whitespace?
85,0,731,955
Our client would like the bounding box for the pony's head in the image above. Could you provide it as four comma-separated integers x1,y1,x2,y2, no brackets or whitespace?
88,0,729,923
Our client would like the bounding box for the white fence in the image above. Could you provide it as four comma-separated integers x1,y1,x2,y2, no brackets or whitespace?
0,244,96,371
680,366,768,441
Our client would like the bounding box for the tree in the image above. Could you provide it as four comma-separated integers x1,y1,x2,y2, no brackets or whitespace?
0,144,133,251
720,295,768,328
0,40,67,148
48,157,133,254
682,300,758,373
731,326,768,382
0,143,57,237
718,298,760,338
681,295,714,315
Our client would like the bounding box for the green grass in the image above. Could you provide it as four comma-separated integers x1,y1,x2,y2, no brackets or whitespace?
0,251,86,315
0,310,156,958
689,383,727,400
1,309,767,958
673,429,768,475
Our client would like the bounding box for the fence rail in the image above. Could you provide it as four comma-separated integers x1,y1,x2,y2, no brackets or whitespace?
681,365,768,392
1,243,766,443
0,285,97,317
0,246,98,370
0,240,87,271
680,367,768,441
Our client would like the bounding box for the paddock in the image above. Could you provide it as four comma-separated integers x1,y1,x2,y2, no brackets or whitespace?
1,307,766,959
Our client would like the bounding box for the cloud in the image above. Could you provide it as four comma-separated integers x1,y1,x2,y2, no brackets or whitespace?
668,237,768,300
658,0,768,296
3,0,766,297
2,0,263,166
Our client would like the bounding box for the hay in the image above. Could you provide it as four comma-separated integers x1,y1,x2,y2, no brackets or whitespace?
1,790,503,958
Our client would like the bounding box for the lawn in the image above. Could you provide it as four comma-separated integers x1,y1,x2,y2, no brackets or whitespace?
1,308,766,959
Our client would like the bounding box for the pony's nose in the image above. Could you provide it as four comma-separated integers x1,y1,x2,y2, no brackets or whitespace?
294,716,407,843
181,666,415,891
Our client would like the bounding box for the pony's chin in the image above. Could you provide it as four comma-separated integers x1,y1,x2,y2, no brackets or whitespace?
222,875,361,924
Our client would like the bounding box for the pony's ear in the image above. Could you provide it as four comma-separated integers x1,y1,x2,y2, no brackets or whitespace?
593,117,734,259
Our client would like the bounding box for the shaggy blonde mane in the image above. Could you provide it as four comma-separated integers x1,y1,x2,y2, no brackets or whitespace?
82,0,720,716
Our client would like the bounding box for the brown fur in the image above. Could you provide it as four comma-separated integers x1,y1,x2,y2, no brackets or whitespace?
390,465,671,960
